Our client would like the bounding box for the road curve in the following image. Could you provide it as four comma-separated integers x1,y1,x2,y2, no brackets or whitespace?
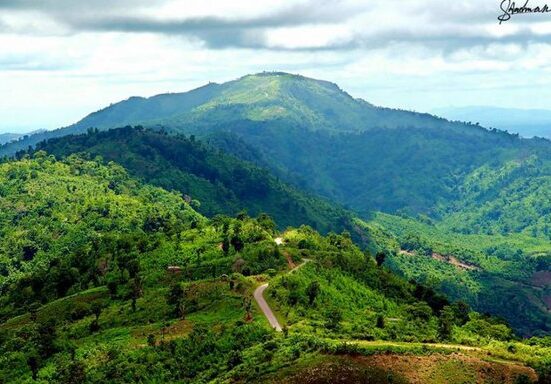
254,283,282,332
254,259,310,332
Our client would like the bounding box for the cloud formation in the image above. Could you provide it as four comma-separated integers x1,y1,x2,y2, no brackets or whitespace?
1,0,550,51
0,0,550,132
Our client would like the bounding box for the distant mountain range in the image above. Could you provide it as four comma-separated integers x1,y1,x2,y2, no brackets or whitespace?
0,133,22,145
0,129,47,145
3,73,551,219
433,106,551,139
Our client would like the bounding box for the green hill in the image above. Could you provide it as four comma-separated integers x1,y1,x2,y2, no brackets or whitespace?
29,126,353,234
3,71,551,338
2,154,549,382
4,72,550,221
360,212,551,336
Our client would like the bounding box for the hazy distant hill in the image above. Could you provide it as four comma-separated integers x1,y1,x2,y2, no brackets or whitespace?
433,106,551,139
0,132,22,145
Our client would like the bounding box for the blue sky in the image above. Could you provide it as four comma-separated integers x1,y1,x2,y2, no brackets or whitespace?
1,0,551,132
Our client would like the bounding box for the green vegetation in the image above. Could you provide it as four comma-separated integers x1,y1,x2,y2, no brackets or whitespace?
364,212,551,336
1,72,551,382
29,126,353,234
0,153,548,383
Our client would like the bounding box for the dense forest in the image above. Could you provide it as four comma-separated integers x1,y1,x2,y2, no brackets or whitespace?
27,124,551,337
0,153,549,383
28,126,353,234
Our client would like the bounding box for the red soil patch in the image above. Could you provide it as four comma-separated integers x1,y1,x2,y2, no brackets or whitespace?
432,253,479,271
271,353,537,384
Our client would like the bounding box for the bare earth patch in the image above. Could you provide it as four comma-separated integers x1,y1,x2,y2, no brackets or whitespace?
270,353,537,384
355,353,537,384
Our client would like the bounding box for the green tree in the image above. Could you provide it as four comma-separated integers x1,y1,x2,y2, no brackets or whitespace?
325,307,342,330
439,306,455,341
376,314,385,329
305,281,320,306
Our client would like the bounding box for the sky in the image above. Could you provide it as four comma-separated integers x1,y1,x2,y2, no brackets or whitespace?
1,0,551,132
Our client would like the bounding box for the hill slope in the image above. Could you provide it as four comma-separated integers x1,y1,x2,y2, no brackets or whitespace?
4,72,550,221
2,154,548,382
29,126,353,234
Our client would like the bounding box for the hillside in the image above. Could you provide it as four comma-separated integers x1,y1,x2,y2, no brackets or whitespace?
2,72,551,338
0,153,203,319
2,154,549,382
3,72,550,220
360,213,551,336
29,126,354,234
0,72,490,157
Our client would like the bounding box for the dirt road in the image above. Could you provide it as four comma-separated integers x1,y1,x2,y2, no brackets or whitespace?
254,259,310,332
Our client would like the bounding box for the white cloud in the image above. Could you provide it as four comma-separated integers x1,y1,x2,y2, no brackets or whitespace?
0,0,550,132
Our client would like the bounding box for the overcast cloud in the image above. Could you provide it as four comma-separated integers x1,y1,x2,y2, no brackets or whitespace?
0,0,550,132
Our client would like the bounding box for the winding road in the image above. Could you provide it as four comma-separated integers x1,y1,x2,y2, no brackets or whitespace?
253,259,310,332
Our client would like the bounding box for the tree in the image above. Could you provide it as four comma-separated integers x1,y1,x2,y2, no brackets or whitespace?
451,301,470,326
376,314,385,329
53,357,86,384
27,354,39,381
147,334,156,347
29,302,40,322
131,275,143,312
439,306,455,341
257,213,276,234
242,297,253,321
305,281,320,306
227,349,243,369
36,320,57,358
167,283,184,318
325,307,342,329
375,252,386,267
90,303,102,333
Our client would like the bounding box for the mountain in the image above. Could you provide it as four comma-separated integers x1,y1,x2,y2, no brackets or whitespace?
3,154,547,382
29,126,354,234
4,72,551,336
0,129,48,146
0,72,485,157
25,126,551,335
4,72,550,219
0,132,22,145
433,106,551,139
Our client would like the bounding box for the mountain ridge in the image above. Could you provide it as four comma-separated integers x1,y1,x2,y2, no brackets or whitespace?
0,72,517,158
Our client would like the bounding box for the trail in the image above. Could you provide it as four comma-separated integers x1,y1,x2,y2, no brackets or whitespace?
253,259,310,332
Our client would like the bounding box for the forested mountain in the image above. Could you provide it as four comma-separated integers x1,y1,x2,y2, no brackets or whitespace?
3,72,550,224
23,126,551,336
4,72,551,337
29,126,353,234
3,153,547,382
